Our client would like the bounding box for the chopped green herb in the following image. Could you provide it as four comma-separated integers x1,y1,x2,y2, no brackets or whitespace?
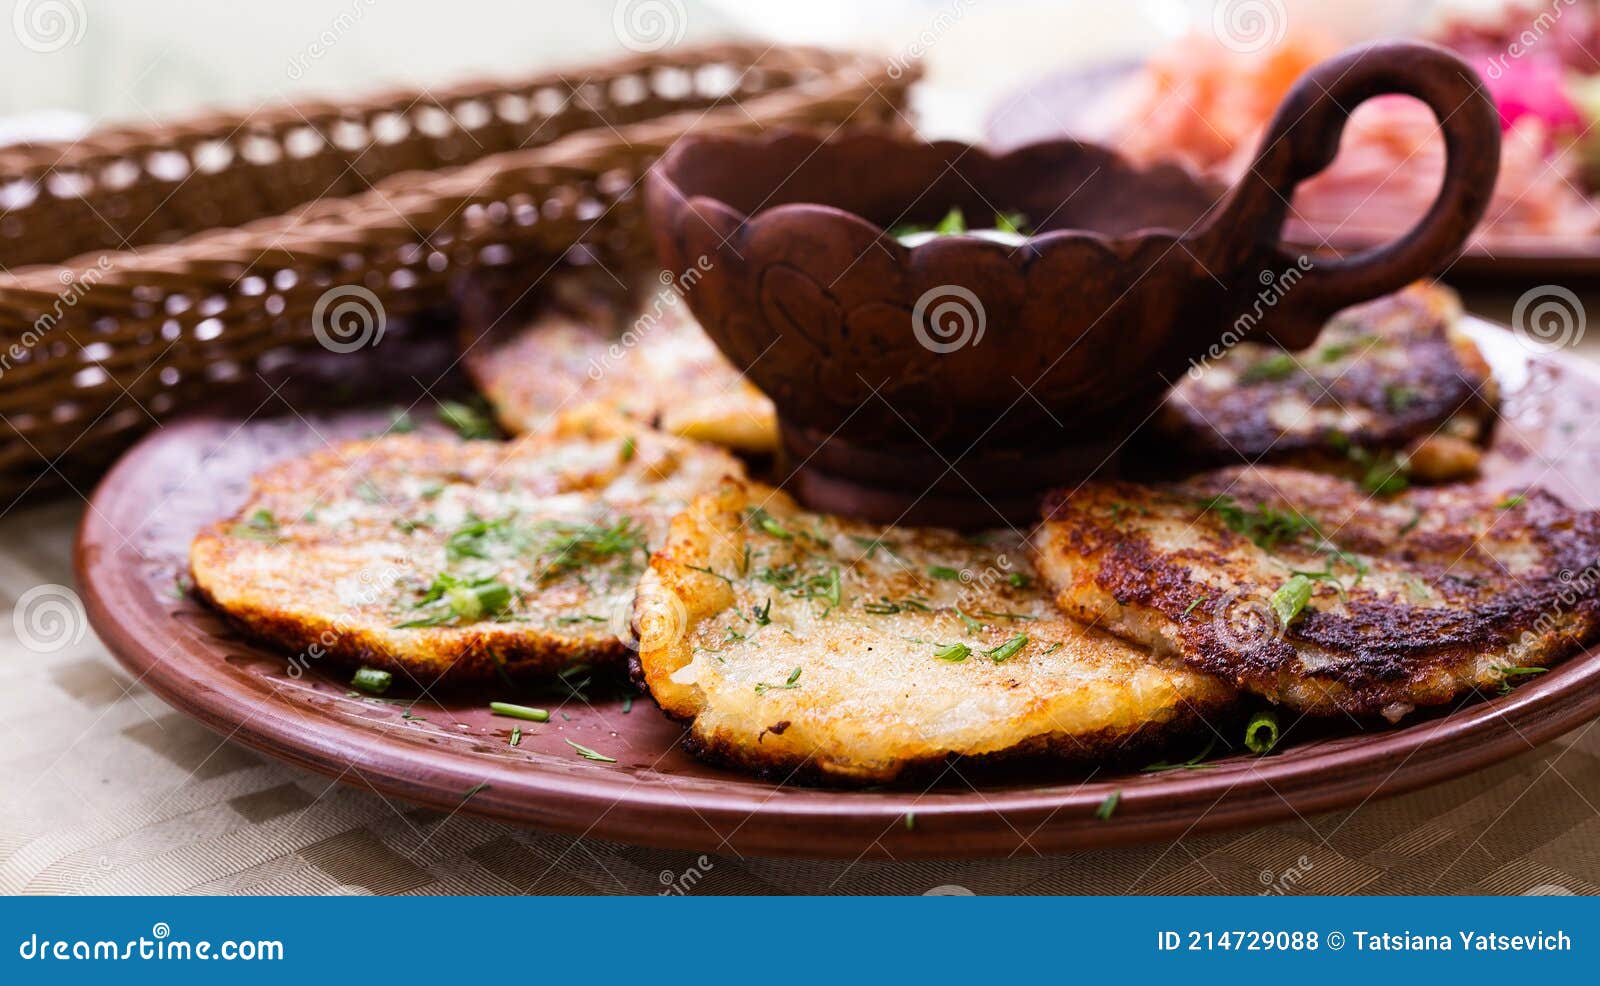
1497,494,1526,509
754,666,803,694
538,517,647,579
1316,334,1376,363
752,598,772,626
490,701,550,722
387,408,417,433
1095,791,1120,821
933,642,971,662
231,508,281,541
927,565,962,581
934,207,966,235
397,572,514,627
1201,495,1317,552
1384,383,1420,413
747,507,793,540
1359,454,1410,496
1270,574,1314,627
956,607,982,635
904,812,916,831
1141,737,1218,772
983,634,1028,663
351,666,392,695
1239,352,1297,383
565,739,617,763
1182,594,1209,617
437,399,498,439
509,726,522,747
1244,710,1281,755
1007,571,1032,589
686,563,734,584
619,435,636,463
993,211,1031,235
1492,664,1547,694
462,782,491,800
1399,507,1425,536
978,609,1037,622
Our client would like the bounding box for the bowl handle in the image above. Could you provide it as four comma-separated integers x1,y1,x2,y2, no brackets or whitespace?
1201,40,1500,348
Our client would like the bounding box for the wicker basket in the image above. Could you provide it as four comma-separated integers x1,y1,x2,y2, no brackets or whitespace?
0,44,913,498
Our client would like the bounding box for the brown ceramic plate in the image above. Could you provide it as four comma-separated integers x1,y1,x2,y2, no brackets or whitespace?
984,62,1600,281
76,318,1600,859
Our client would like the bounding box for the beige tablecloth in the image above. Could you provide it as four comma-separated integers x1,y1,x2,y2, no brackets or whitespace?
2,293,1600,896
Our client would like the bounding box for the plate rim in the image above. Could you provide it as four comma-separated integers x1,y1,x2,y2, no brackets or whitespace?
74,317,1600,859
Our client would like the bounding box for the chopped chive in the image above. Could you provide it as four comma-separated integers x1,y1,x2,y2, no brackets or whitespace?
1244,710,1281,755
748,507,793,540
1497,494,1526,509
1007,571,1032,589
1095,791,1120,821
387,408,417,433
1384,383,1420,413
956,607,982,635
934,207,966,235
351,667,392,695
993,211,1029,235
509,726,522,747
984,633,1029,663
1141,736,1218,772
622,694,634,714
490,702,550,722
463,782,491,800
904,812,916,831
1182,594,1208,617
685,564,734,585
231,508,281,541
755,667,803,693
927,565,962,581
1239,352,1297,383
933,642,971,662
437,399,498,439
619,435,636,463
565,739,617,762
1270,574,1314,628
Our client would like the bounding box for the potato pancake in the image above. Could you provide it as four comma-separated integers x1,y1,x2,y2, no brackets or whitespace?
461,298,777,454
633,481,1237,785
190,412,744,682
1156,282,1497,484
1036,466,1600,719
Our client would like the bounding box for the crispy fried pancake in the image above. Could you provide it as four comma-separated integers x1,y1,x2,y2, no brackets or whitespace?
1036,466,1600,718
1157,282,1497,483
461,298,778,454
633,481,1236,785
190,412,744,682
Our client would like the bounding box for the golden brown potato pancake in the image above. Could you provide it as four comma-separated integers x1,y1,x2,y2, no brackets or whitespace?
1156,282,1497,485
633,480,1237,785
460,297,777,454
190,412,743,683
1035,465,1600,719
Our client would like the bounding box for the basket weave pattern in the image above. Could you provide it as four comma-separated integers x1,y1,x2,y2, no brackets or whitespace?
0,45,913,496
